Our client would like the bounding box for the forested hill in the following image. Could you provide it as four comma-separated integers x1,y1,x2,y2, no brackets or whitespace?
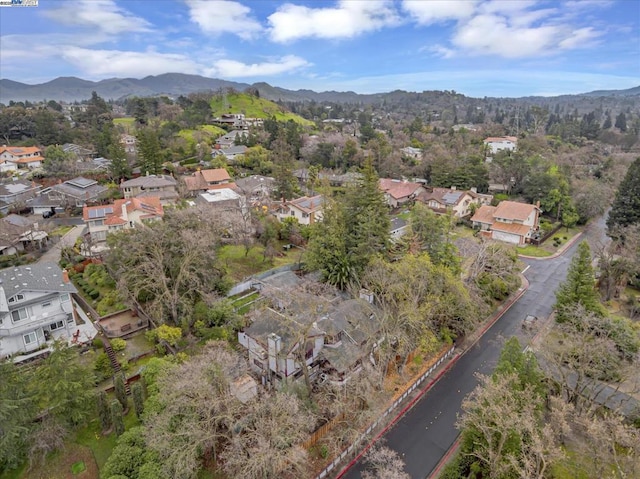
1,72,638,105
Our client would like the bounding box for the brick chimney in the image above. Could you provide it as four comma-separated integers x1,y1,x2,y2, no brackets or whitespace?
62,269,69,283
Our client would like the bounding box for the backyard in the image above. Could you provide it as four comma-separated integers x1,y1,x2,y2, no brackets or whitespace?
218,243,302,283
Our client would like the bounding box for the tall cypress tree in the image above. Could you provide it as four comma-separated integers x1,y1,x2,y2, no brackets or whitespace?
114,373,128,412
96,390,112,433
607,157,640,234
131,382,145,420
110,400,125,436
554,241,605,323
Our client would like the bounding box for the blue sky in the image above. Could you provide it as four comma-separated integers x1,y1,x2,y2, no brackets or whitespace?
1,0,639,97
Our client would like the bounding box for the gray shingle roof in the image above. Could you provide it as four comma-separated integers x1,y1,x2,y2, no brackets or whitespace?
0,262,77,295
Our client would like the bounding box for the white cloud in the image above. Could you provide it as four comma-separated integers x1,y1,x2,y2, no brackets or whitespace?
558,27,601,49
185,0,262,40
402,0,478,25
205,55,310,77
452,14,560,58
428,44,457,58
43,0,151,35
60,47,201,77
268,0,401,43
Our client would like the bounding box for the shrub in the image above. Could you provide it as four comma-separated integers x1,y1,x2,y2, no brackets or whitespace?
94,351,114,381
93,338,104,349
89,289,100,300
110,338,126,352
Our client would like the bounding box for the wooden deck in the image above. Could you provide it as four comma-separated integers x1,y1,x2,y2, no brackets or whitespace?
98,309,149,338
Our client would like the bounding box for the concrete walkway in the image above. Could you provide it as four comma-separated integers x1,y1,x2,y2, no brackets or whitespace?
38,225,84,264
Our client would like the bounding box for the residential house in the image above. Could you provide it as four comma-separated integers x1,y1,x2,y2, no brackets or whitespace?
183,168,236,195
211,145,247,161
196,188,246,212
293,169,363,188
238,272,380,385
119,134,137,154
34,177,108,211
389,217,409,242
61,143,95,162
235,175,275,204
0,179,42,215
83,197,163,253
400,146,423,161
0,158,18,174
379,178,426,208
214,130,246,148
276,195,324,225
0,263,93,359
416,187,493,218
0,145,44,169
471,200,540,245
120,174,179,205
0,215,48,257
484,136,518,156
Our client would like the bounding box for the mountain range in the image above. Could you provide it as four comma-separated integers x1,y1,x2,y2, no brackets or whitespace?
1,73,639,104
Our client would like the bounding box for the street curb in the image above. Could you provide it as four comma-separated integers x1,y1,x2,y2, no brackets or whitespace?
334,271,531,479
426,272,530,479
334,352,462,479
518,231,583,260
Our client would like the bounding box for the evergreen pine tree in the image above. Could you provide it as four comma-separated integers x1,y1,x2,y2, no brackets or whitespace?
607,157,640,233
136,128,163,175
131,382,144,420
110,400,125,436
114,373,128,412
554,241,606,322
96,390,112,432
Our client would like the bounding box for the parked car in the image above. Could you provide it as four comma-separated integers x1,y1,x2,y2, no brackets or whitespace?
42,210,56,219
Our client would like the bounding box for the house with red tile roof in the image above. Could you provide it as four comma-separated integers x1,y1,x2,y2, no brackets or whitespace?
276,195,324,225
82,197,163,255
471,200,540,245
0,146,44,169
379,178,425,208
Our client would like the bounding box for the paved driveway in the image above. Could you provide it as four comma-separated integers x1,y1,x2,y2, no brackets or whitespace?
38,225,84,264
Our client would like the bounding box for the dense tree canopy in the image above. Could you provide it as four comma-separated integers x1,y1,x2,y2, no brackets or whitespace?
607,157,640,233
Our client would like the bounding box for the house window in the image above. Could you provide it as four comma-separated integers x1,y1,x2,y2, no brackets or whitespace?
41,301,52,308
253,359,264,369
11,307,28,322
290,210,295,216
23,331,37,345
49,320,65,331
302,213,309,218
60,293,70,303
8,294,24,303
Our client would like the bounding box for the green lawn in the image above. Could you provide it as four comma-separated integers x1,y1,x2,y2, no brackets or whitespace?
75,406,140,470
218,243,301,282
51,225,74,237
516,244,553,257
177,125,227,145
210,92,314,126
113,117,136,130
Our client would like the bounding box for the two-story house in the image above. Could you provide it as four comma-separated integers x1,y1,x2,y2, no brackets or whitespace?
83,197,163,253
379,178,426,209
238,274,380,385
275,195,324,225
0,263,81,358
0,146,44,169
120,174,179,205
416,187,493,218
471,200,540,245
484,136,518,158
183,168,237,195
119,134,137,154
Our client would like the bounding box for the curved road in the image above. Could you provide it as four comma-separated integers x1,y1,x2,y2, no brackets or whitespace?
342,220,607,479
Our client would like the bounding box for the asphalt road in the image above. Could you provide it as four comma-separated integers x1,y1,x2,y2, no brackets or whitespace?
341,227,606,479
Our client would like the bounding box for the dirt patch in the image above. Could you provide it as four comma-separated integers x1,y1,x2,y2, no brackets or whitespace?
24,443,98,479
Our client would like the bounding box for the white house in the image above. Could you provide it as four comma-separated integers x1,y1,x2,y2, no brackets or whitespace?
484,136,518,155
0,263,89,359
0,146,44,169
276,195,324,225
417,187,493,219
471,200,540,245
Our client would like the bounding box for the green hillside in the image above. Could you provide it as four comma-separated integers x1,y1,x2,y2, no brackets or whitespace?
210,92,313,126
177,124,227,145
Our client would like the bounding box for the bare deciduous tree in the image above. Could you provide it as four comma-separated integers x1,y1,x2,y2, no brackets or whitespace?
361,442,410,479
